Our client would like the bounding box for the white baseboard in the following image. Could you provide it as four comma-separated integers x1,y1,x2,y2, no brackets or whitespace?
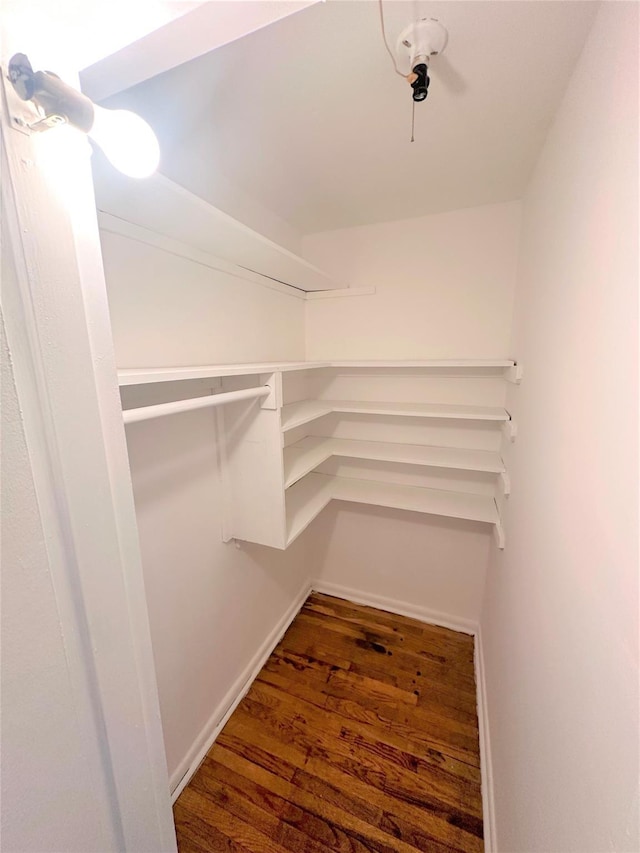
474,625,496,853
310,579,478,636
169,580,312,802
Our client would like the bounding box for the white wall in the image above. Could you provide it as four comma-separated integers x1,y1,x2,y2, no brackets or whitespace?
101,228,314,788
309,504,491,628
304,200,520,360
480,4,639,850
303,202,521,623
124,406,312,786
101,230,305,367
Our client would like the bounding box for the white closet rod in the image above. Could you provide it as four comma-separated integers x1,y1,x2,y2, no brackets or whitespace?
123,386,270,425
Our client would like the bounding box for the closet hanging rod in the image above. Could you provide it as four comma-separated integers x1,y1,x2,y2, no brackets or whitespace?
123,385,270,425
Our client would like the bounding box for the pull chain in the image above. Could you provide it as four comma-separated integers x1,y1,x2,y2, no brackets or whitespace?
410,98,416,142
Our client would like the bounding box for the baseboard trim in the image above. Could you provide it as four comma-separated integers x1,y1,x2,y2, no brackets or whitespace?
474,625,496,853
310,579,478,636
169,580,312,802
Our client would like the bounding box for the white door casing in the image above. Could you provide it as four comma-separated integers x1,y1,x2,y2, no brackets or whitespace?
1,66,178,851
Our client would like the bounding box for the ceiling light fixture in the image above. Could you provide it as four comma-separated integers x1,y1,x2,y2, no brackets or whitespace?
397,18,448,103
7,53,160,178
377,1,448,104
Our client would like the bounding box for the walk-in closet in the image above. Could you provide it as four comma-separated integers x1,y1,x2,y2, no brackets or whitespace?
2,2,638,852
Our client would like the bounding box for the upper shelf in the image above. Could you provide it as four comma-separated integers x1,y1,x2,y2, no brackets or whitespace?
281,399,510,432
118,359,516,387
118,362,330,387
330,359,515,368
93,170,344,292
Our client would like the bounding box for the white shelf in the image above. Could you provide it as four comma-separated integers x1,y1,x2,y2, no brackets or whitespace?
118,362,330,386
280,398,509,432
93,171,344,292
329,400,510,421
285,473,502,546
285,473,334,545
330,359,515,368
132,358,514,550
333,476,499,523
118,359,518,387
284,437,505,488
280,400,333,431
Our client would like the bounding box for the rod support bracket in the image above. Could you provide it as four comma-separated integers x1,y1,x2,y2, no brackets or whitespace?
259,372,280,410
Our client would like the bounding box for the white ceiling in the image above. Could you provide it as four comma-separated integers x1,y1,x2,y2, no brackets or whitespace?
104,0,598,235
4,0,201,78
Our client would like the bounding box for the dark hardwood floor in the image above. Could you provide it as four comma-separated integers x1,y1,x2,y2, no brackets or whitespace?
173,592,483,853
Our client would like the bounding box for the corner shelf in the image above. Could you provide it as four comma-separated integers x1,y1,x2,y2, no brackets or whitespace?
281,399,510,432
286,473,504,547
117,359,516,387
118,359,516,550
284,436,505,489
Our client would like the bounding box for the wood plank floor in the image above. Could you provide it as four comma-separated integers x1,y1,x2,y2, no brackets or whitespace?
173,593,483,853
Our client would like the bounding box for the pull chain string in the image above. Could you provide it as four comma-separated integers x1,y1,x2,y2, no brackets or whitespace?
377,0,418,142
378,0,408,78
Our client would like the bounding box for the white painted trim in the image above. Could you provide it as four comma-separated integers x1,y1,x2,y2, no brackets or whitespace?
306,287,377,300
1,71,175,850
474,626,497,853
98,212,307,301
310,580,478,636
169,580,313,801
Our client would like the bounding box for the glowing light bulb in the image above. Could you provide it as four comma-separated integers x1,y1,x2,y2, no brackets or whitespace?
89,105,160,178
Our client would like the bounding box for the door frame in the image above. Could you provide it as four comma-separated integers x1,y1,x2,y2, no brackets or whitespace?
1,68,178,851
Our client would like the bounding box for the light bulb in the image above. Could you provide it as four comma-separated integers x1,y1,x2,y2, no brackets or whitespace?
89,105,160,178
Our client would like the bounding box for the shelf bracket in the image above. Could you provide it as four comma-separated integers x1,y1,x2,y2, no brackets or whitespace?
502,416,517,442
506,362,524,384
493,521,505,550
499,470,511,496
